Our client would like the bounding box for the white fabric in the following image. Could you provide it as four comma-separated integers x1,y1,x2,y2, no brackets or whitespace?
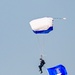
29,17,53,31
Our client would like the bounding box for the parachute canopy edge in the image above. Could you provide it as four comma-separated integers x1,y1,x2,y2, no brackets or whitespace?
29,17,53,34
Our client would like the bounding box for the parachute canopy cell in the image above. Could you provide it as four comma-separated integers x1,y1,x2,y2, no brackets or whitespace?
47,64,67,75
29,17,53,34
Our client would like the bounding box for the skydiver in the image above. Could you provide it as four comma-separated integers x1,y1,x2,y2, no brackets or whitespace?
38,58,45,74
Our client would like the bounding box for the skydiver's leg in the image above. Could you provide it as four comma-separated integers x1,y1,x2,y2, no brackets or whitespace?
38,65,43,73
38,65,41,71
40,68,43,74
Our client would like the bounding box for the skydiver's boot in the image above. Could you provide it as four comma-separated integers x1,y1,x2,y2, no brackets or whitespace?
40,70,43,74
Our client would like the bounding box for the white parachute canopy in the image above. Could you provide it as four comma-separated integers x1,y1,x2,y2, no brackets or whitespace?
29,17,53,34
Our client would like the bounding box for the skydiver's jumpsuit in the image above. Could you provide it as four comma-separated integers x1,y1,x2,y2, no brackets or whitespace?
38,58,45,73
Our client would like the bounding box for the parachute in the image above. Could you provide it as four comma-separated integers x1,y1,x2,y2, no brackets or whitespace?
29,16,67,57
29,17,54,56
47,64,67,75
29,17,53,34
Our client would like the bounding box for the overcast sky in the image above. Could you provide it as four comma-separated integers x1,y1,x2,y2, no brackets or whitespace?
0,0,75,75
